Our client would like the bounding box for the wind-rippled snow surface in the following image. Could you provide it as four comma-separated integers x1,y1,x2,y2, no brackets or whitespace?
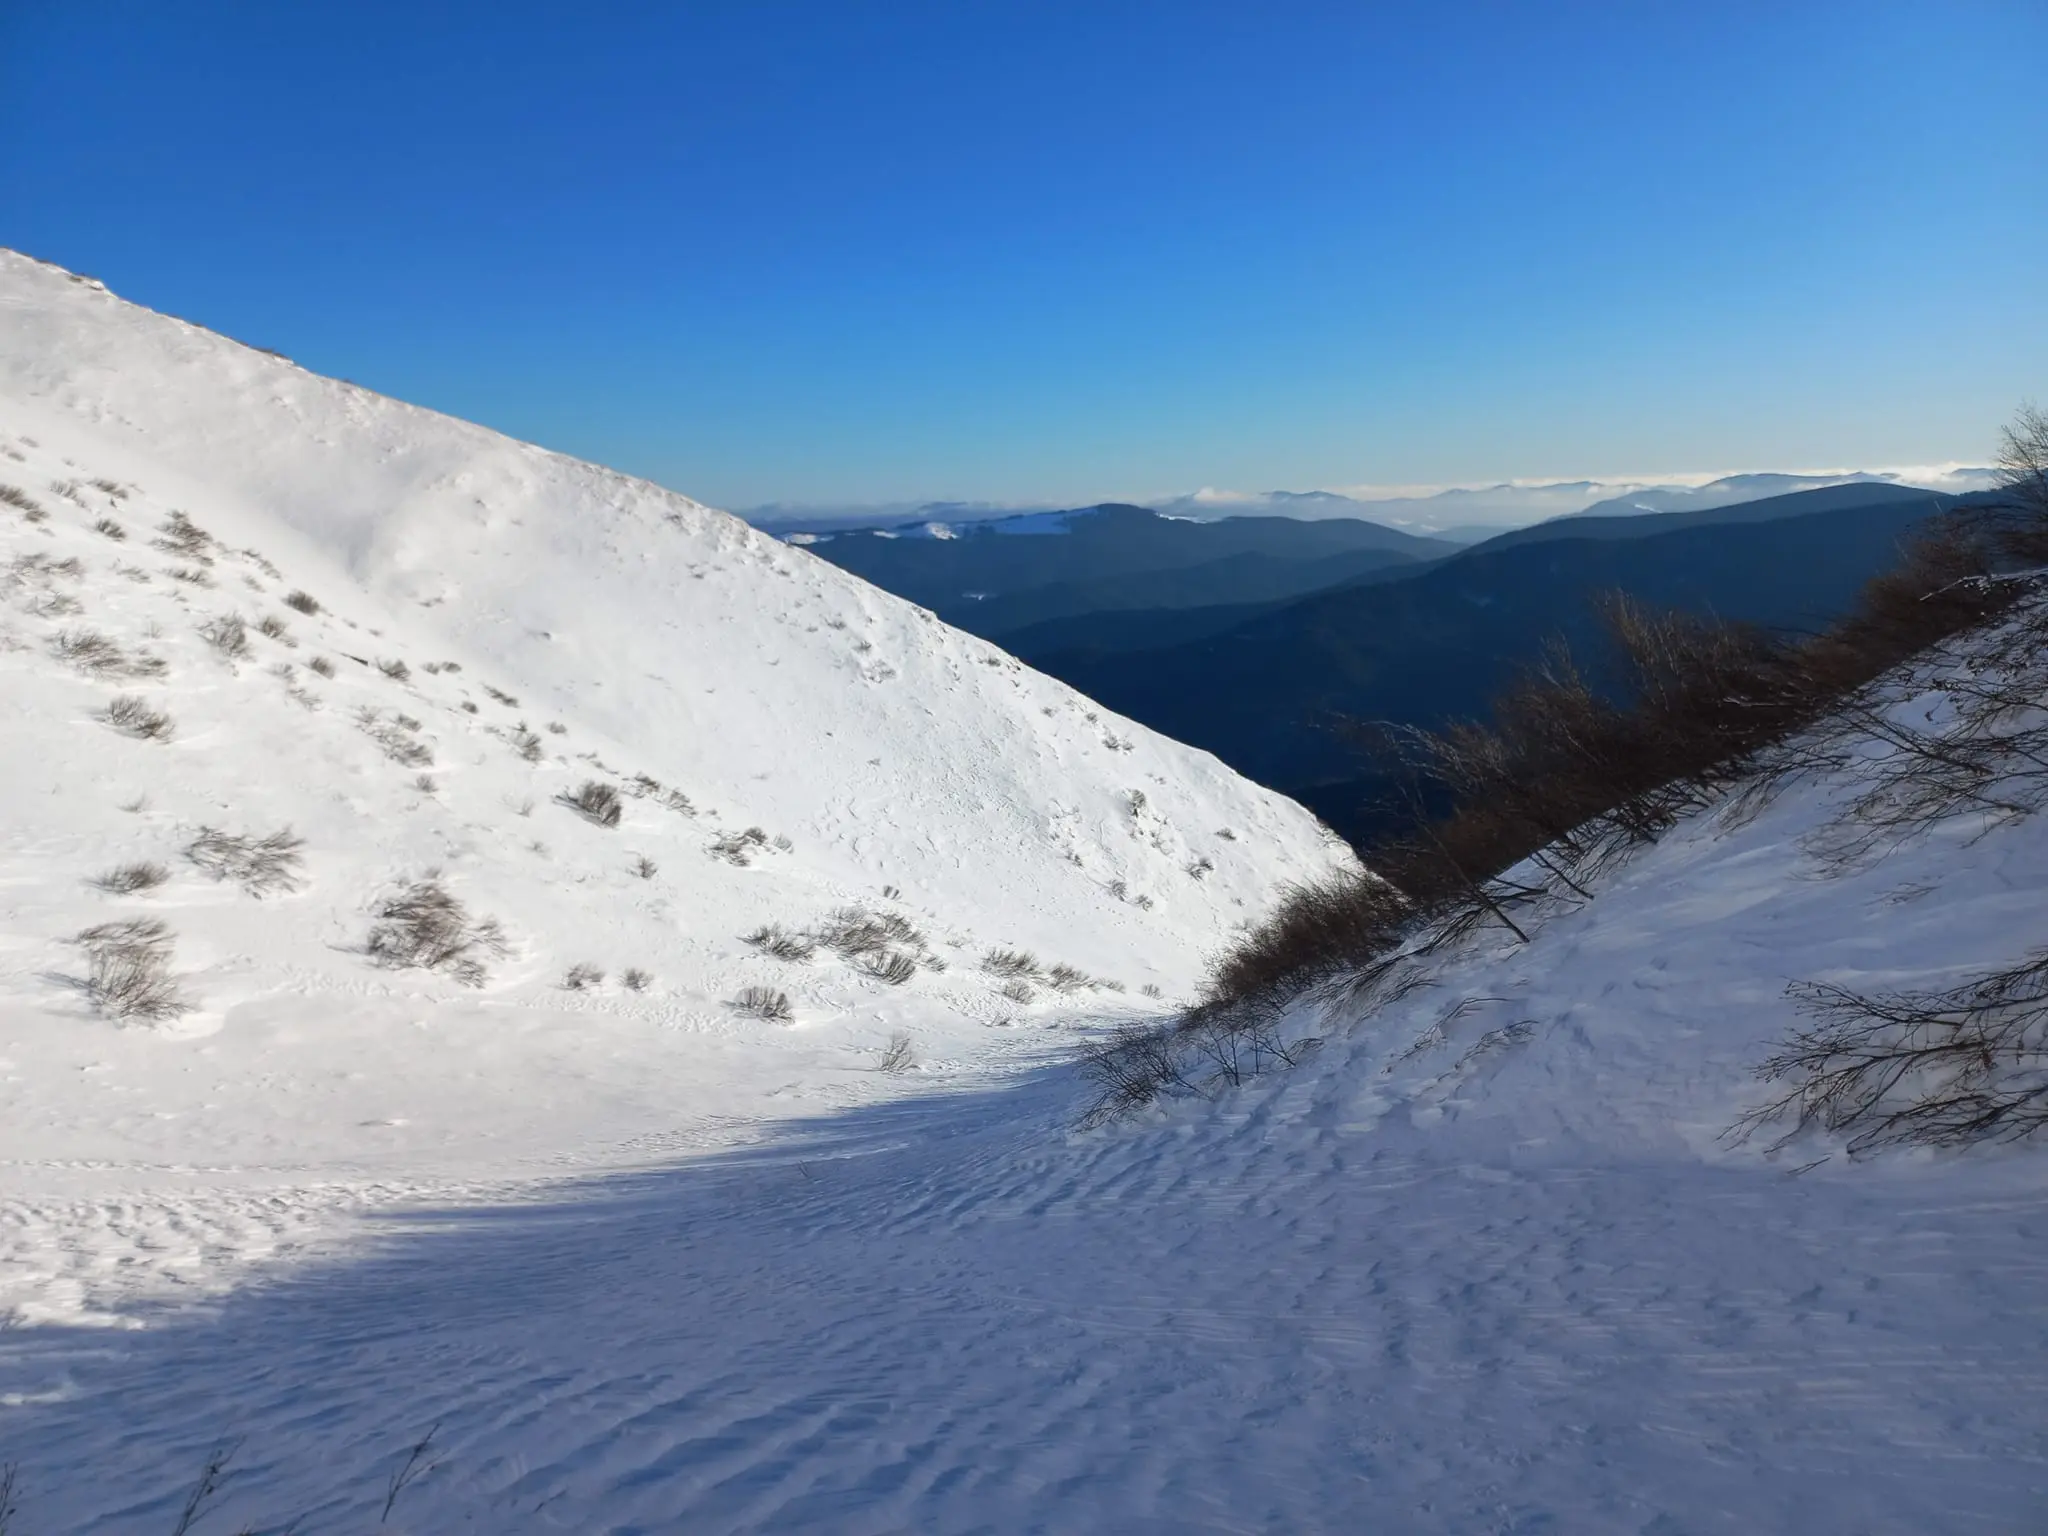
1,252,2043,1531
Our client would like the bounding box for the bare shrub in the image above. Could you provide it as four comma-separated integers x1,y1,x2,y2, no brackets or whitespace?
257,614,295,645
484,685,519,707
104,694,174,741
819,908,924,959
1076,1025,1194,1125
283,589,320,614
356,708,435,767
744,923,816,961
1739,946,2048,1152
983,948,1041,980
1186,856,1214,880
198,612,248,658
87,477,128,500
377,657,410,682
509,727,544,762
860,950,919,985
166,564,213,586
1045,962,1094,992
153,511,214,560
414,773,437,794
53,629,129,677
1,483,48,520
731,985,793,1022
563,962,606,991
560,780,623,827
877,1031,917,1073
93,861,169,893
366,879,507,986
93,516,127,541
710,826,769,864
664,788,695,815
309,655,335,677
1141,983,1163,999
1986,402,2048,565
623,966,652,992
546,721,567,734
632,855,658,879
75,918,189,1020
1211,870,1412,1017
1801,600,2048,871
1000,979,1035,1004
185,826,306,895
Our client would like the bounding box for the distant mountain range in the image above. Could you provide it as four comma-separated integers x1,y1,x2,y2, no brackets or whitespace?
785,481,1986,843
744,466,1996,542
787,502,1454,636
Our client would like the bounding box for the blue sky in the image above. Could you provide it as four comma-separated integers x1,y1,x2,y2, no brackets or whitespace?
3,2,2042,510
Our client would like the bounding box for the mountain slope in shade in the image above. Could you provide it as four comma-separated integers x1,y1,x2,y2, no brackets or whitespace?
1038,492,1961,838
0,249,1351,1329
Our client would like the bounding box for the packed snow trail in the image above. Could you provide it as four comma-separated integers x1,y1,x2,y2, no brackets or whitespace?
5,739,2047,1531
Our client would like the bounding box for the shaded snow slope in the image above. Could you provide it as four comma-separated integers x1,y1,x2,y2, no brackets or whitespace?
0,250,1350,1326
3,624,2044,1532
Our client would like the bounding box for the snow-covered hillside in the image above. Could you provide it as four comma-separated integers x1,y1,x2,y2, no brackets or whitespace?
0,248,1350,1327
3,249,2042,1533
5,594,2045,1533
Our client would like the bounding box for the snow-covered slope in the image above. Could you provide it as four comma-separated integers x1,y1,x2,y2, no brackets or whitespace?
5,596,2045,1533
0,249,1350,1326
5,250,2041,1532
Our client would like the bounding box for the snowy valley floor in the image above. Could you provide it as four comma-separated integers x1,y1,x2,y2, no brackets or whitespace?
5,765,2047,1534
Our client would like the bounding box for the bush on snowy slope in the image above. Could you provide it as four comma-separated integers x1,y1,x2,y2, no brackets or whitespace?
1086,408,2048,1145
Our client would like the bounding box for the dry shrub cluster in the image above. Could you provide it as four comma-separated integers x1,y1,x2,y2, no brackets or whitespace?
1,483,48,521
104,694,175,741
75,917,189,1021
559,780,623,827
746,907,937,985
356,707,435,768
153,511,214,561
93,860,169,893
186,827,306,896
54,628,165,679
1082,409,2048,1133
731,985,794,1022
709,826,769,864
198,612,249,658
366,879,508,986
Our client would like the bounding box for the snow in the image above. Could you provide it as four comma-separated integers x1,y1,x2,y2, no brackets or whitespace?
0,247,1348,1324
2,249,2044,1531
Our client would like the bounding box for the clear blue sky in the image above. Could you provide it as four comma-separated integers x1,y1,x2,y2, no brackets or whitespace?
3,2,2042,509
